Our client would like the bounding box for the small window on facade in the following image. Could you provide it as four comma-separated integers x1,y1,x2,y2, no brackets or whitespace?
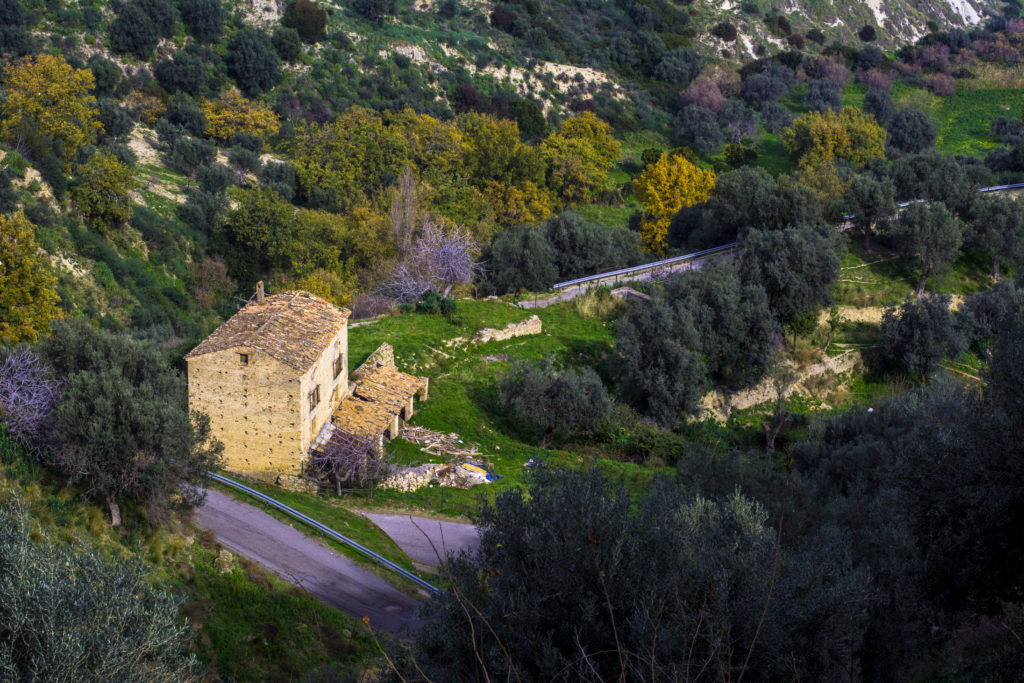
333,354,344,379
309,385,320,412
239,353,249,366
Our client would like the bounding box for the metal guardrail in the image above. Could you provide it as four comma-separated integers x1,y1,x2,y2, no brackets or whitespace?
552,242,738,290
207,470,441,595
557,181,1024,292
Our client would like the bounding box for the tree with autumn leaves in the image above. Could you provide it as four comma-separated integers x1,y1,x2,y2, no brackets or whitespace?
0,54,101,164
0,212,60,345
781,106,886,200
633,153,716,253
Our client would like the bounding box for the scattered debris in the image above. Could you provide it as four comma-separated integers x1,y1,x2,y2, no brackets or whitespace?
378,461,499,492
400,425,480,458
482,354,514,362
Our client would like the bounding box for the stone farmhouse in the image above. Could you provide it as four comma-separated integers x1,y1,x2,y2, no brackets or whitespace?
185,287,428,486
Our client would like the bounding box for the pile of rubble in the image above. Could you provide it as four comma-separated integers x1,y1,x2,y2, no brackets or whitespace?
378,461,494,492
378,464,443,492
400,425,480,458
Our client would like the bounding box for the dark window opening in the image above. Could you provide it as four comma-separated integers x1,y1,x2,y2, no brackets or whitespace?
239,353,249,366
309,385,320,412
333,354,344,379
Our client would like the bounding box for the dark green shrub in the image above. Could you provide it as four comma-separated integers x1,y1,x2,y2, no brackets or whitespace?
196,163,233,194
136,0,178,37
226,28,282,96
109,4,158,59
87,55,122,97
282,0,327,42
498,359,611,439
154,51,209,96
178,188,225,231
179,0,224,43
96,98,134,141
272,26,302,61
352,0,396,25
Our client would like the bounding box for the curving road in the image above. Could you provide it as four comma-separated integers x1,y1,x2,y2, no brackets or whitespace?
355,511,480,567
195,489,422,634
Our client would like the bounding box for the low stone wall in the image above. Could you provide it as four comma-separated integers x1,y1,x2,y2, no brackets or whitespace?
699,350,863,421
473,315,542,344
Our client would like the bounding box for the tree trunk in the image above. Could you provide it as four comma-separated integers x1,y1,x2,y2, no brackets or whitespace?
824,328,833,353
762,411,791,452
992,254,1001,282
335,477,342,497
916,271,928,299
863,223,873,253
107,495,121,527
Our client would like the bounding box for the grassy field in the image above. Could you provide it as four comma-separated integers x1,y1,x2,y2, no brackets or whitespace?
342,299,671,516
0,431,376,680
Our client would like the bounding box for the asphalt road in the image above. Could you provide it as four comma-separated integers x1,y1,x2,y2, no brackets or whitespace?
195,488,422,634
356,512,480,566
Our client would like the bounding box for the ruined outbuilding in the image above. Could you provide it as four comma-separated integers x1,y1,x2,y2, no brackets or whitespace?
186,287,429,486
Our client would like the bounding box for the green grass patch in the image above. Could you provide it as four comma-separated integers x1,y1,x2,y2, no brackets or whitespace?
751,133,792,176
341,299,666,515
348,299,533,367
573,202,636,227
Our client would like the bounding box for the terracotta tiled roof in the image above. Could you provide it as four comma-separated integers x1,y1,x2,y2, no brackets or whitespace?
185,291,350,371
332,396,399,440
330,363,428,440
353,366,428,408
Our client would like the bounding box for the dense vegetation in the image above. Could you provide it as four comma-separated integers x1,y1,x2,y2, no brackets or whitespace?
2,0,1024,679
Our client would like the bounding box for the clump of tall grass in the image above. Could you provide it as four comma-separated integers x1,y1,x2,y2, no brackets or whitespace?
573,286,622,320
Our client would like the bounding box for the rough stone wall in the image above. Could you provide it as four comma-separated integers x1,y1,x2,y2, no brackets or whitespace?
474,315,542,344
303,327,348,455
187,348,305,480
351,343,395,381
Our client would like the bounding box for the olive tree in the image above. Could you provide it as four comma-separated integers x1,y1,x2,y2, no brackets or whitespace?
38,319,223,526
891,201,963,298
0,504,200,681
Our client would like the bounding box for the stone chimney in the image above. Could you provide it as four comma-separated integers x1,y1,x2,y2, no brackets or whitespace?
255,281,265,304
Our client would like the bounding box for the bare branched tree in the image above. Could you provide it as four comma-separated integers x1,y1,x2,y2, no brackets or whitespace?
0,349,61,448
382,218,482,302
309,430,389,497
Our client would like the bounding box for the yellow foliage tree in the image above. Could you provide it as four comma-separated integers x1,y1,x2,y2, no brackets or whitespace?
541,113,621,203
70,153,139,232
202,88,282,142
0,212,60,344
385,108,467,179
633,153,716,253
558,112,621,169
483,180,553,227
781,106,885,170
0,54,101,164
284,268,358,307
287,107,408,212
794,153,851,202
457,113,546,187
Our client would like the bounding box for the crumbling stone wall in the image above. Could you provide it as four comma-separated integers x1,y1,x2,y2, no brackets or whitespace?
475,315,542,344
351,343,395,381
